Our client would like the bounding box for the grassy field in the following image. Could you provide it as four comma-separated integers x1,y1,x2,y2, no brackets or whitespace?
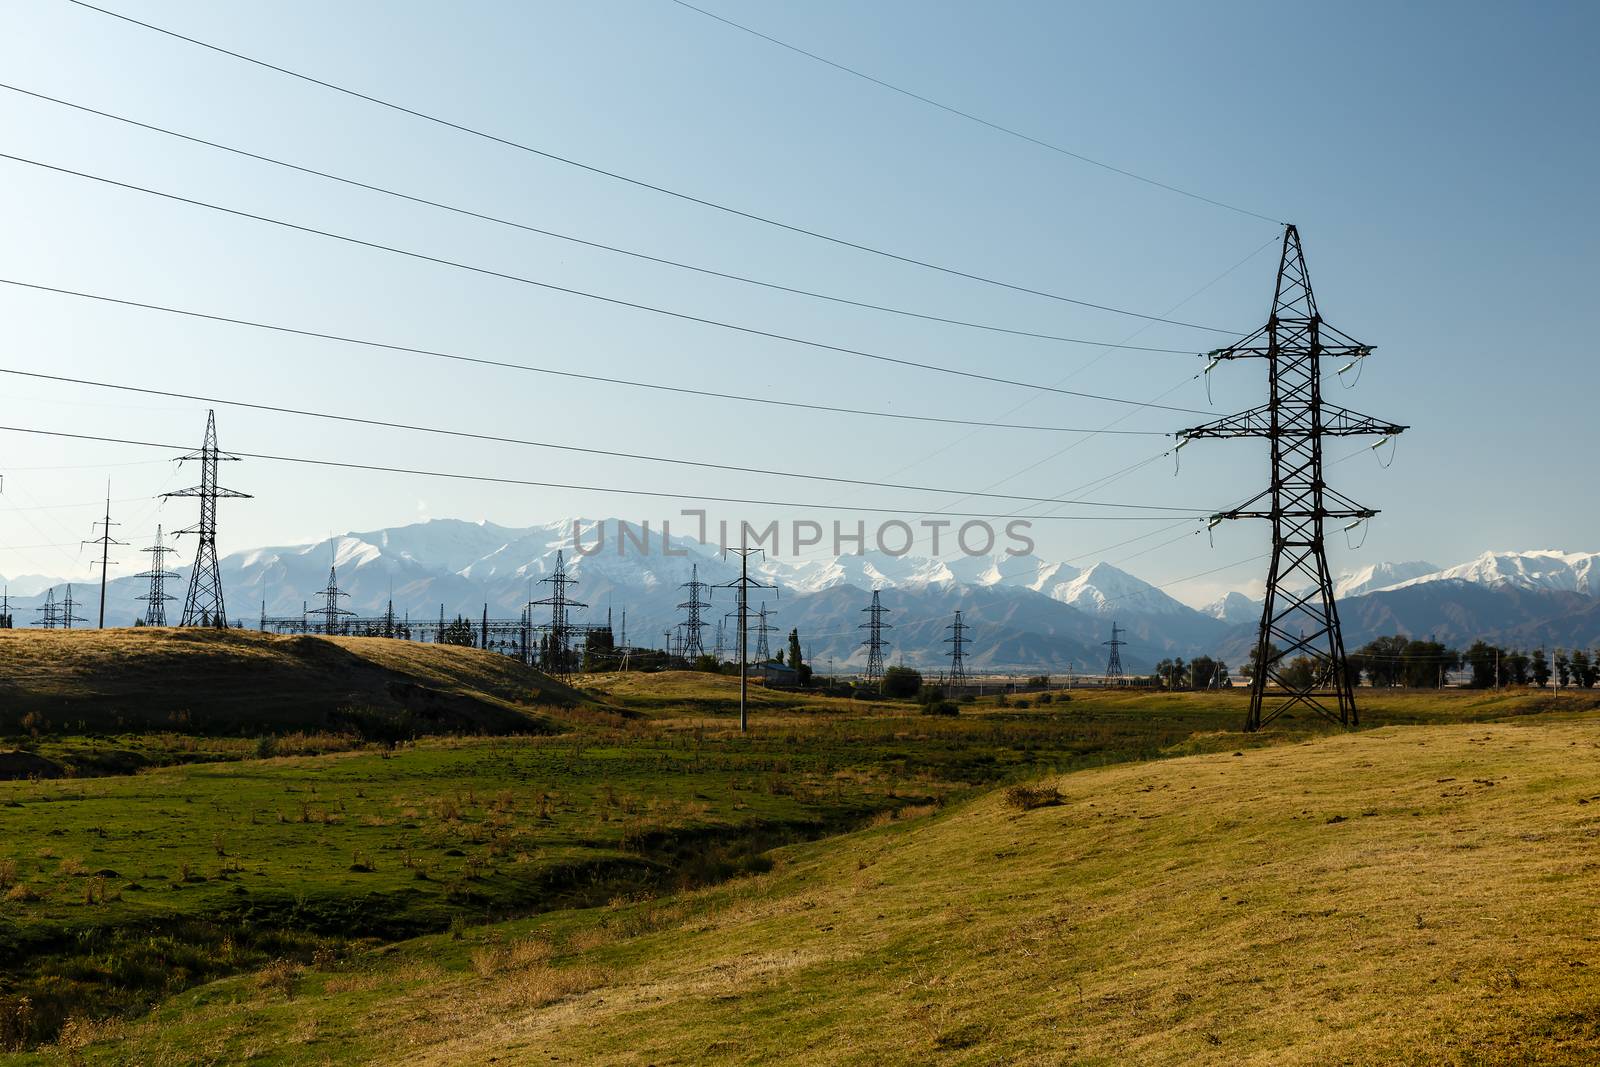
0,628,595,745
2,631,1597,1061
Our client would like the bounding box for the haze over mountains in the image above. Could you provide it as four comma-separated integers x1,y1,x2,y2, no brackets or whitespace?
6,520,1600,672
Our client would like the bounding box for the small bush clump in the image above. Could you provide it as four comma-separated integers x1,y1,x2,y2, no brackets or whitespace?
920,702,960,717
1003,784,1064,812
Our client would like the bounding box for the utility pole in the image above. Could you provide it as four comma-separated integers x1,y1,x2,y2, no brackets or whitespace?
860,590,891,685
135,525,178,626
945,610,970,689
716,539,775,732
165,410,250,627
82,485,126,628
1178,226,1406,731
1103,622,1126,686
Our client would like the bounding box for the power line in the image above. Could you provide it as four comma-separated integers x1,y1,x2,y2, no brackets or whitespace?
0,423,1204,522
666,1,1281,227
0,366,1204,512
0,278,1172,435
0,153,1224,412
60,0,1240,332
0,83,1206,357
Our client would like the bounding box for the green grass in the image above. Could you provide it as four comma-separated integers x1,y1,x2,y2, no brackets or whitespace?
35,716,1598,1066
2,640,1596,1059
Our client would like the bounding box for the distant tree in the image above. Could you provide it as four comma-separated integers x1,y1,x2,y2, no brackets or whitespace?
1356,635,1410,687
1573,649,1597,689
1463,641,1504,689
787,629,803,671
1171,657,1188,690
1531,648,1551,689
881,665,922,698
1506,649,1531,687
1240,642,1283,684
692,653,720,673
583,626,616,671
1189,656,1220,690
1154,659,1173,689
1555,650,1571,688
1400,640,1456,688
1279,656,1317,691
1215,660,1231,688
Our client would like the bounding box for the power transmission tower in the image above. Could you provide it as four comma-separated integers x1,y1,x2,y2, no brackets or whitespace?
82,486,126,628
1104,622,1126,686
136,525,179,626
715,541,776,732
1179,225,1406,731
945,610,970,687
34,587,59,629
0,587,12,629
60,585,87,629
312,564,355,634
860,590,891,683
677,563,710,659
754,602,776,662
165,410,250,627
712,617,725,661
532,549,585,675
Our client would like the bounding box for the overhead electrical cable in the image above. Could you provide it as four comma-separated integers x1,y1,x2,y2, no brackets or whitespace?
60,0,1239,333
666,0,1281,227
0,367,1210,513
0,155,1217,415
0,425,1207,522
0,279,1172,435
0,83,1198,356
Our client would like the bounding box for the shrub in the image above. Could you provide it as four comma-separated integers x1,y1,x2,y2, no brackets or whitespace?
920,701,959,717
1013,699,1032,709
1036,692,1053,705
1003,784,1064,812
882,666,922,699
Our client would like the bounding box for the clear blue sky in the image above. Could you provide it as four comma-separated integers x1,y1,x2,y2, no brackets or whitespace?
0,0,1594,605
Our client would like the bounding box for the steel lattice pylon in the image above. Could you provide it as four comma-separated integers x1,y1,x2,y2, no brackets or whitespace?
860,590,891,683
1103,621,1126,686
944,610,970,687
677,563,710,659
532,549,587,675
165,410,250,627
1179,226,1406,731
135,525,179,626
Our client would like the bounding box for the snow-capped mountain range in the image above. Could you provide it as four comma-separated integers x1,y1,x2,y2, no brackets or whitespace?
6,522,1599,670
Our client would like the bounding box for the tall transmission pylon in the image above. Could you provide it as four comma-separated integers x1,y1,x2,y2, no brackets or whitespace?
135,525,179,626
716,541,776,732
60,585,87,629
532,549,586,675
754,602,776,662
82,486,126,628
34,587,59,629
860,590,891,683
165,410,250,627
945,610,970,687
312,564,356,634
0,587,12,629
712,617,725,661
1179,225,1406,731
1103,621,1126,685
677,563,710,659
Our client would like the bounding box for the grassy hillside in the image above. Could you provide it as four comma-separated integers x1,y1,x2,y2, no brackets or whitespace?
0,629,592,743
31,717,1595,1065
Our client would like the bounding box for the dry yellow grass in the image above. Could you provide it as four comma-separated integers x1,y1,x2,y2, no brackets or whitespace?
56,717,1600,1065
405,720,1600,1065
